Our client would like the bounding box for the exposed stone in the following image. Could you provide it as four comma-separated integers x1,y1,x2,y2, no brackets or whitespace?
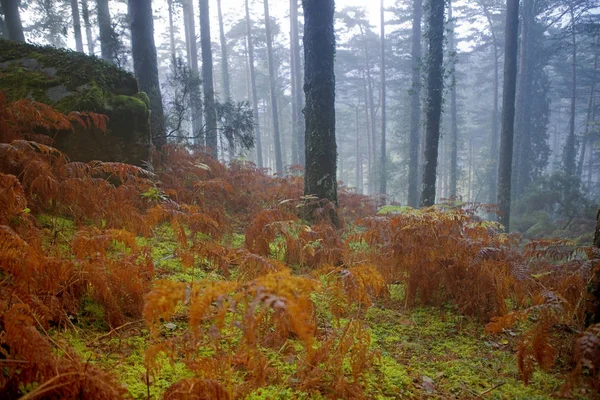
0,39,151,166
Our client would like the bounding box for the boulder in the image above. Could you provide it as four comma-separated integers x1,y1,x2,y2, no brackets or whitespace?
0,40,151,166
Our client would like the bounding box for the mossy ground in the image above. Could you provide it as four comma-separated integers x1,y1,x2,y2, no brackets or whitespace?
43,218,597,399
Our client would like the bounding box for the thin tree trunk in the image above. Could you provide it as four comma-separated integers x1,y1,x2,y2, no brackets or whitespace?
167,0,177,65
483,4,500,204
81,0,94,55
497,0,520,231
302,0,337,221
448,0,458,198
0,0,25,42
379,0,387,197
356,105,362,193
291,0,304,166
97,0,114,63
290,0,299,166
358,24,377,196
578,45,598,179
563,6,577,178
264,0,283,175
129,0,166,147
245,0,263,167
407,0,422,207
420,0,445,207
216,0,231,100
199,0,218,158
183,0,202,145
71,0,84,52
362,69,372,195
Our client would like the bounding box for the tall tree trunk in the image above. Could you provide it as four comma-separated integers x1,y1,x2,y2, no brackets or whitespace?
0,0,25,42
513,0,533,198
448,0,458,198
245,0,263,167
167,0,176,65
419,0,445,207
302,0,337,220
563,6,577,178
379,0,387,197
216,0,231,100
71,0,84,52
216,0,234,160
356,105,362,193
199,0,218,158
358,24,377,195
129,0,166,148
290,0,299,165
578,43,598,180
290,0,305,167
407,0,422,207
497,0,520,231
264,0,283,175
362,69,372,195
183,0,202,145
81,0,94,54
483,4,499,204
97,0,114,63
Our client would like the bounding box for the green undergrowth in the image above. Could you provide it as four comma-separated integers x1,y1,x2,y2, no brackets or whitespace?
41,216,594,399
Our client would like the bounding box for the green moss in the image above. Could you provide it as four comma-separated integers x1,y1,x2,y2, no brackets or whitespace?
0,65,54,102
134,92,150,108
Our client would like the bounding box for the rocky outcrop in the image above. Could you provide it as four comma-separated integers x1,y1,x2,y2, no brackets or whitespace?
0,40,151,165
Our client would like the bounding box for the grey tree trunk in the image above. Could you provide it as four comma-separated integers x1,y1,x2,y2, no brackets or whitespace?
356,105,362,193
563,6,577,178
407,0,422,207
167,0,176,65
129,0,166,147
245,0,263,167
199,0,218,158
182,0,202,145
264,0,283,175
71,0,84,52
302,0,337,219
216,0,234,159
290,0,305,166
448,0,458,199
482,4,499,204
362,69,373,194
497,0,520,231
0,0,25,42
216,0,231,100
379,0,387,198
81,0,94,55
578,42,598,180
358,24,377,196
97,0,114,63
420,0,445,207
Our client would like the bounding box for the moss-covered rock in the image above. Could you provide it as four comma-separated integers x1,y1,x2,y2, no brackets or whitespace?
0,40,151,165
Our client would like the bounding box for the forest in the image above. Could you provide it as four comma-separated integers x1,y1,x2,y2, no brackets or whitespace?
1,0,600,398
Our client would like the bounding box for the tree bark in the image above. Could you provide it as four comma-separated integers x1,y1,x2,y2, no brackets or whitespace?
578,42,598,180
482,4,499,204
183,0,202,145
264,0,283,175
71,0,84,52
497,0,520,231
199,0,218,158
129,0,166,148
290,0,305,167
97,0,114,63
167,0,176,65
419,0,445,207
358,23,377,196
245,0,263,167
448,0,458,199
302,0,337,214
407,0,422,207
0,0,25,42
563,5,577,178
81,0,94,55
379,0,387,198
355,105,362,193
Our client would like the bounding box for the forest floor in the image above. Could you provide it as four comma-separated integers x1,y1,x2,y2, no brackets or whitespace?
40,217,595,400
